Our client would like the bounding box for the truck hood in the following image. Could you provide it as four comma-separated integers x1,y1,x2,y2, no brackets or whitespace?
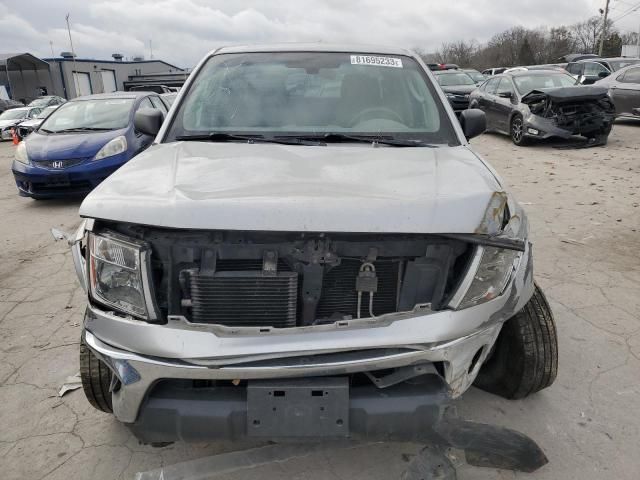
79,141,503,233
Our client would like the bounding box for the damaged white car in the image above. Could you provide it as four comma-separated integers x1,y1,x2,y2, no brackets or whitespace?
66,44,557,444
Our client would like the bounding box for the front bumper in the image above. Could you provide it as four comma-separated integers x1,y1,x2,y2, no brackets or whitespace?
11,152,128,198
82,240,533,428
523,112,614,140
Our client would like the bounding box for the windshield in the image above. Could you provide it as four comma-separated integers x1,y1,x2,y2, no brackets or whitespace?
39,98,135,133
35,106,57,119
465,71,485,82
0,109,27,120
166,52,458,145
609,59,640,71
513,73,577,94
435,72,476,86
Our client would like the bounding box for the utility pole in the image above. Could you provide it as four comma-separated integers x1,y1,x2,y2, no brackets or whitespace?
49,40,55,57
598,0,611,56
150,39,153,59
65,13,81,97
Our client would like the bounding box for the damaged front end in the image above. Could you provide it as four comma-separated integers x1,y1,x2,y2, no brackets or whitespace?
58,188,534,439
521,85,615,140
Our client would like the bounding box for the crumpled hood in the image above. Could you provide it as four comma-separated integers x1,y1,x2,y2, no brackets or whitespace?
80,141,503,233
25,129,127,161
522,85,609,104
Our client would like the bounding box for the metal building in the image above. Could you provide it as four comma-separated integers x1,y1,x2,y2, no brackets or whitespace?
1,52,187,103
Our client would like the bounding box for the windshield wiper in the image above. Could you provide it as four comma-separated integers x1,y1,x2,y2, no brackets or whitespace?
284,133,437,147
176,132,322,146
52,127,113,133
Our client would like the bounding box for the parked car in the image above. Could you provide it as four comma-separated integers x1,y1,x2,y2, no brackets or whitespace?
462,69,486,85
433,70,478,113
426,63,459,71
565,60,611,84
470,69,615,145
481,67,507,76
129,85,177,93
11,91,168,198
0,98,24,114
160,92,177,107
64,44,558,444
15,105,59,140
0,106,43,140
566,57,640,85
27,95,66,108
596,63,640,117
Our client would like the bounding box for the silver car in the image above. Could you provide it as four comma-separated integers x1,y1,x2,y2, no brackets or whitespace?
62,44,557,444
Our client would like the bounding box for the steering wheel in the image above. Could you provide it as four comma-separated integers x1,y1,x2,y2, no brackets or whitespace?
349,107,404,127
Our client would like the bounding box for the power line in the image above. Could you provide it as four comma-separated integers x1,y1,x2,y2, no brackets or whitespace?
610,1,640,22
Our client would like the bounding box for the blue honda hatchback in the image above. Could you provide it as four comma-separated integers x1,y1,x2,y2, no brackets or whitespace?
11,92,168,199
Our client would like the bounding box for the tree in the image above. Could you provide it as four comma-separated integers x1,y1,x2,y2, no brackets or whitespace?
518,37,536,65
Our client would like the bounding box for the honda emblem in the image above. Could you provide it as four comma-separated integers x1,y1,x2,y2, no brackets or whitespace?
52,161,63,169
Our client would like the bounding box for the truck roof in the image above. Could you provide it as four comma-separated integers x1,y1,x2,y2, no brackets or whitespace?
213,43,415,56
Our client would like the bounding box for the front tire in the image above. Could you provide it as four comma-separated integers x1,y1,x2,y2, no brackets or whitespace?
474,284,558,399
510,114,529,146
80,340,114,413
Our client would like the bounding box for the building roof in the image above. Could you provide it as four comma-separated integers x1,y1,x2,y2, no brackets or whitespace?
0,53,50,71
42,57,183,71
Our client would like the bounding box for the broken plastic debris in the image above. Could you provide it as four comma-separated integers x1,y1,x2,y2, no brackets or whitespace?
58,372,82,397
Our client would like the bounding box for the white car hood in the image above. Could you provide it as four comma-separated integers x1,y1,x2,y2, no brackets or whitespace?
80,141,503,233
0,119,21,129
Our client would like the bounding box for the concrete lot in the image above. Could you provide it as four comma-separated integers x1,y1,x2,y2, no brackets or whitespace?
1,123,639,479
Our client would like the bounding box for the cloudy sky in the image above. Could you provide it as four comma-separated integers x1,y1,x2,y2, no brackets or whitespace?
1,0,634,68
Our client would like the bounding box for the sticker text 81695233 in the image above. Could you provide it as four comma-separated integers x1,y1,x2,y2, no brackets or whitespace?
350,55,403,68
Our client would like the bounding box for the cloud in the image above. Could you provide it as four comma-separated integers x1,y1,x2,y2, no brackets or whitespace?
0,0,605,67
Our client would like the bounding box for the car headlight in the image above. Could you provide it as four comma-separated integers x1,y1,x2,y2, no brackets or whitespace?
445,93,455,98
94,136,127,161
89,232,152,319
14,141,29,164
453,246,522,310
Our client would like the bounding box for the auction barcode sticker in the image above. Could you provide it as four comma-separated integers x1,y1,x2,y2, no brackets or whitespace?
350,55,403,68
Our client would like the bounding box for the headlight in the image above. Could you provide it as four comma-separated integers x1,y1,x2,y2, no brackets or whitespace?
453,246,521,310
14,142,29,164
446,93,455,98
89,232,150,319
94,136,127,161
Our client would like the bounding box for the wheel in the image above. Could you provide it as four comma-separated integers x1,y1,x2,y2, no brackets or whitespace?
80,339,114,413
474,283,558,399
510,114,529,146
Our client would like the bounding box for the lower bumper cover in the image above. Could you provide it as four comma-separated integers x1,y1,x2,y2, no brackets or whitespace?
130,377,448,443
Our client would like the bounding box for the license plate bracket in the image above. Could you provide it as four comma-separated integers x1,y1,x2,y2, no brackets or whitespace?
247,377,349,437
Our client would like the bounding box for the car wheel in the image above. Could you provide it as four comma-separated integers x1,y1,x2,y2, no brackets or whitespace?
510,114,528,146
473,283,558,399
80,339,114,413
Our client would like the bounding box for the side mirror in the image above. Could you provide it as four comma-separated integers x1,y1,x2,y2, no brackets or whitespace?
134,108,164,136
498,91,512,99
598,71,610,79
459,108,486,140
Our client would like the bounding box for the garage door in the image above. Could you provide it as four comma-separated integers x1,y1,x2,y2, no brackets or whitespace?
72,72,92,97
101,70,117,93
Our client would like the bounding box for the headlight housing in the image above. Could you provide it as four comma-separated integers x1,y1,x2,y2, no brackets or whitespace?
89,232,154,319
14,141,29,164
94,136,127,161
452,246,522,310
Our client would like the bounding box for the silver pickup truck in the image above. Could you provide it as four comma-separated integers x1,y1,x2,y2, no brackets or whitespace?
66,44,557,444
